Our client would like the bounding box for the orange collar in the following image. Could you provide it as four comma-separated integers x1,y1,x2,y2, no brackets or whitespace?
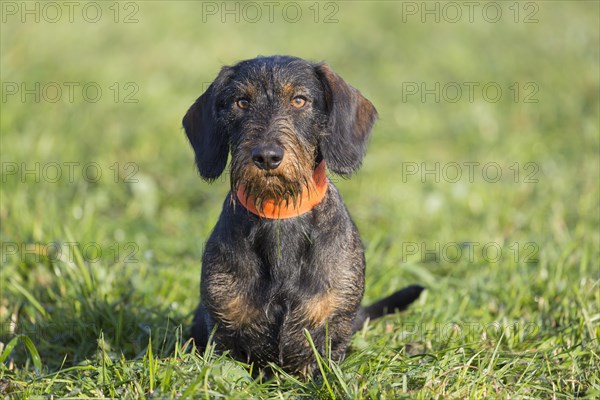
236,161,328,219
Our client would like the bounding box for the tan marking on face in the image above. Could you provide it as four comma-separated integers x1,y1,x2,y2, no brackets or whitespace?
235,82,258,98
281,82,295,97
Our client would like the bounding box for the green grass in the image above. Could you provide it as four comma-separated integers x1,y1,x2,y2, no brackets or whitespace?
1,1,598,398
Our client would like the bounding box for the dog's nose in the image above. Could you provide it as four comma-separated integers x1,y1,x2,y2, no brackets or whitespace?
251,145,284,170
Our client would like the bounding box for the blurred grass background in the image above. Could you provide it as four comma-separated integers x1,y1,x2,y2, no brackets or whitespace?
1,1,598,397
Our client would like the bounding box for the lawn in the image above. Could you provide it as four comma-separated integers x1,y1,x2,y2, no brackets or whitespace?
1,1,598,398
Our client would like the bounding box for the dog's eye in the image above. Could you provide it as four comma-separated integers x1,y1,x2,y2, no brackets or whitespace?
236,98,250,110
291,96,307,109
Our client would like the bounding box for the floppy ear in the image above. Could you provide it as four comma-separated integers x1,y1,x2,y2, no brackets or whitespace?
182,67,234,181
315,63,378,175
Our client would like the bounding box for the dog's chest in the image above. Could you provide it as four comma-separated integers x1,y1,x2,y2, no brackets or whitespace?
206,217,340,331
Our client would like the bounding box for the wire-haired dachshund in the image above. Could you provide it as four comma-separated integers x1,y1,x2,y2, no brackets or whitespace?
183,55,423,375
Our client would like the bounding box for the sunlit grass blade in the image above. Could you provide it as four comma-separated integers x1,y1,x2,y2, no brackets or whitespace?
0,334,42,371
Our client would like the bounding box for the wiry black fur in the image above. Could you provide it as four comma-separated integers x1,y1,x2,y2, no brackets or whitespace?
183,55,424,375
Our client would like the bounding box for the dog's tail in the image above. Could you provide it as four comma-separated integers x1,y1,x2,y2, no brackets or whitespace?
352,285,425,332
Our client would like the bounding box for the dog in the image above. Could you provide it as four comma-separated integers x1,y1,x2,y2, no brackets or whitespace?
183,55,423,375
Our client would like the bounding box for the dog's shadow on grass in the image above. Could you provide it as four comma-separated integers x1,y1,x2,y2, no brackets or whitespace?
5,286,189,372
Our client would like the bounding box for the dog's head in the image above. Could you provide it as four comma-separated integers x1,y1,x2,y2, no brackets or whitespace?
183,55,377,202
